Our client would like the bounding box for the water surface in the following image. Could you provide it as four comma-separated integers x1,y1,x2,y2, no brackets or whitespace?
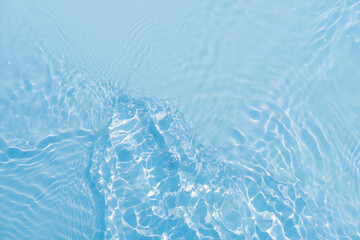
1,0,360,239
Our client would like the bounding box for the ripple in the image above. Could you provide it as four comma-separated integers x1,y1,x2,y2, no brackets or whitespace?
84,93,360,239
1,0,360,239
0,132,101,239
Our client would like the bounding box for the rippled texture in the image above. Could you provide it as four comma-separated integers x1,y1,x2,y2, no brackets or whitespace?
1,0,360,239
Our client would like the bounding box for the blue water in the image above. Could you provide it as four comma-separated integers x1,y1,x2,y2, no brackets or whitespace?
1,0,360,239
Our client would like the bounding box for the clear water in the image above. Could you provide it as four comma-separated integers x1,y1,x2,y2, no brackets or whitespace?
1,0,360,239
